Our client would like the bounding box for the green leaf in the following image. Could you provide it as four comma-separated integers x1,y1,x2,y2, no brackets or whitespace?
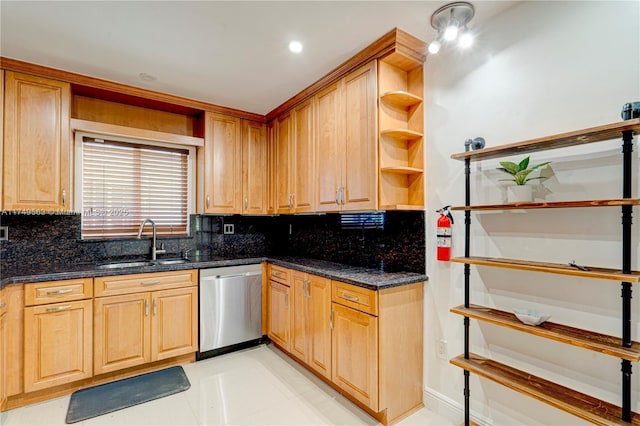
498,161,519,175
529,161,551,171
518,156,530,171
514,169,534,185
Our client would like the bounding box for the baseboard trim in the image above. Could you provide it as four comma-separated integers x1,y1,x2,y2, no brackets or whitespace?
423,387,493,426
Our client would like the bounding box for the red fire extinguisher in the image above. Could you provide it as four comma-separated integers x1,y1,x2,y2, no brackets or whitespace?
436,206,454,261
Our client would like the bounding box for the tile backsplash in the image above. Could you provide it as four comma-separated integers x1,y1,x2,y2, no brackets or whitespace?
0,211,425,277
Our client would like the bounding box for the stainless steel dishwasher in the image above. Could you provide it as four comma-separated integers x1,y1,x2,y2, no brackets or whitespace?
197,264,263,360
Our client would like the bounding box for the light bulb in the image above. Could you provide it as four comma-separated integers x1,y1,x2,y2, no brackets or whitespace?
428,40,441,54
459,31,473,48
443,25,458,41
288,41,303,53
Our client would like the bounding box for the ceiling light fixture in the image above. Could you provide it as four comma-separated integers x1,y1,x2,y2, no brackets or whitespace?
428,1,475,55
288,40,303,53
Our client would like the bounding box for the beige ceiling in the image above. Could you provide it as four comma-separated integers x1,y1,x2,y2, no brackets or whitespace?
1,1,516,115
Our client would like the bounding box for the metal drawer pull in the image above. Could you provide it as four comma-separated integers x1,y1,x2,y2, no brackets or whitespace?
153,299,157,316
47,289,73,295
342,293,359,302
145,299,149,316
272,272,284,278
285,290,289,309
46,305,72,312
141,280,161,285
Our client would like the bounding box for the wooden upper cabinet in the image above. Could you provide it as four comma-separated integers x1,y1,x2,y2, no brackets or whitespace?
342,61,378,211
274,112,292,213
202,112,242,214
292,98,316,213
3,71,71,211
242,120,268,214
315,82,343,212
315,61,378,212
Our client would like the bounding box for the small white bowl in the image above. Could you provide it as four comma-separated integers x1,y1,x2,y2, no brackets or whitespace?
513,309,551,326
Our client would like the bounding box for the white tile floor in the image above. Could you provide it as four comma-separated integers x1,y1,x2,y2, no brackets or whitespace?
2,344,453,426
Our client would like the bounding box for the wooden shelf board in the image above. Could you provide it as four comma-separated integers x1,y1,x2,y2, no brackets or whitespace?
450,198,640,211
451,305,640,361
380,128,423,140
450,256,640,283
380,204,424,211
451,354,640,426
451,119,640,161
380,166,424,175
380,91,423,108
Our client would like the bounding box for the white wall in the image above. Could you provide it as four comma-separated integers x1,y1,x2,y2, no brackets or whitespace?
423,1,640,424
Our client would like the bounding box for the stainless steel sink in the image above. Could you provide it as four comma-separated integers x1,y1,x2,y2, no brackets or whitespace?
157,259,190,265
96,261,154,269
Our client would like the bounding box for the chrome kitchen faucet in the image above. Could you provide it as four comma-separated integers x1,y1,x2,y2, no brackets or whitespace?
137,218,166,262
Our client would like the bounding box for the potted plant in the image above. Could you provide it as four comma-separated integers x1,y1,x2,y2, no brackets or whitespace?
497,156,550,202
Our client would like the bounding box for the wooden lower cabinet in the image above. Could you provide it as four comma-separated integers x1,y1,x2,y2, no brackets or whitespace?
266,264,424,426
23,299,93,392
331,302,379,410
267,280,291,351
94,287,198,375
0,288,7,411
291,271,331,380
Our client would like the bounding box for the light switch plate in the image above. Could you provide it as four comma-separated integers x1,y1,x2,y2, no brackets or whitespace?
223,224,235,235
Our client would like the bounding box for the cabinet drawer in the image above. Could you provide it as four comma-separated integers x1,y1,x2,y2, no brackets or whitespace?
24,278,93,306
332,281,378,316
94,270,197,297
269,264,290,285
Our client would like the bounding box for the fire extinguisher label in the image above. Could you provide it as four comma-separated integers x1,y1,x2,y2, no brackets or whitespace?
437,227,451,236
437,237,451,247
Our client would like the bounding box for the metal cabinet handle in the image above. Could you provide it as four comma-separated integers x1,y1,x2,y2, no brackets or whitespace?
153,298,157,316
342,293,359,302
46,305,72,312
335,189,340,205
284,290,289,309
304,279,311,298
245,197,248,210
141,280,160,285
145,299,149,316
62,189,66,207
206,196,210,209
272,271,284,278
340,187,346,205
46,289,73,295
330,308,334,330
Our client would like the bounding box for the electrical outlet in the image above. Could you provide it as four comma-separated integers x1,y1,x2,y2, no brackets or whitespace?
437,339,447,360
223,224,235,235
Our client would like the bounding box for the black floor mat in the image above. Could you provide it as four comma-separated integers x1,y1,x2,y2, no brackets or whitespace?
65,366,191,424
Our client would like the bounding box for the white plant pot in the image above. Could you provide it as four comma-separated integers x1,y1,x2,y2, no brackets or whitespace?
508,185,533,203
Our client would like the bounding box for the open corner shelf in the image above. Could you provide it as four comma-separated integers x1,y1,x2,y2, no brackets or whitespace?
451,119,637,425
451,354,640,426
380,128,423,141
379,204,424,211
380,91,423,109
380,166,423,175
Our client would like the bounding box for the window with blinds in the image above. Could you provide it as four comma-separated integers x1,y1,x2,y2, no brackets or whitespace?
80,136,190,238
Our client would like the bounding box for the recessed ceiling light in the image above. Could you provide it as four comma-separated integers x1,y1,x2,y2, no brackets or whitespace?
139,72,157,82
288,41,303,53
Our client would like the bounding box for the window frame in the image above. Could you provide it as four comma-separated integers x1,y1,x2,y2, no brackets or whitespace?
74,131,196,240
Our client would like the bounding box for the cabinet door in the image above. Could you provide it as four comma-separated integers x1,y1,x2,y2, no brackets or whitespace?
242,120,268,214
94,293,150,374
203,112,242,214
331,302,379,411
151,287,198,361
342,61,378,211
23,300,92,392
0,312,6,410
274,113,292,213
307,275,331,380
3,71,71,211
292,98,315,212
290,272,308,361
267,280,291,351
315,82,343,212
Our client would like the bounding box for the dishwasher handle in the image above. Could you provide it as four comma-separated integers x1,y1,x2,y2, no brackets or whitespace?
210,272,262,280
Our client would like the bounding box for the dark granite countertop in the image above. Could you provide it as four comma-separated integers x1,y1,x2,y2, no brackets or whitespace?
1,255,427,291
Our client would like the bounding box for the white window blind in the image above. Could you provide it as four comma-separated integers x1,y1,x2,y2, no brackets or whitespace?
81,137,189,238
